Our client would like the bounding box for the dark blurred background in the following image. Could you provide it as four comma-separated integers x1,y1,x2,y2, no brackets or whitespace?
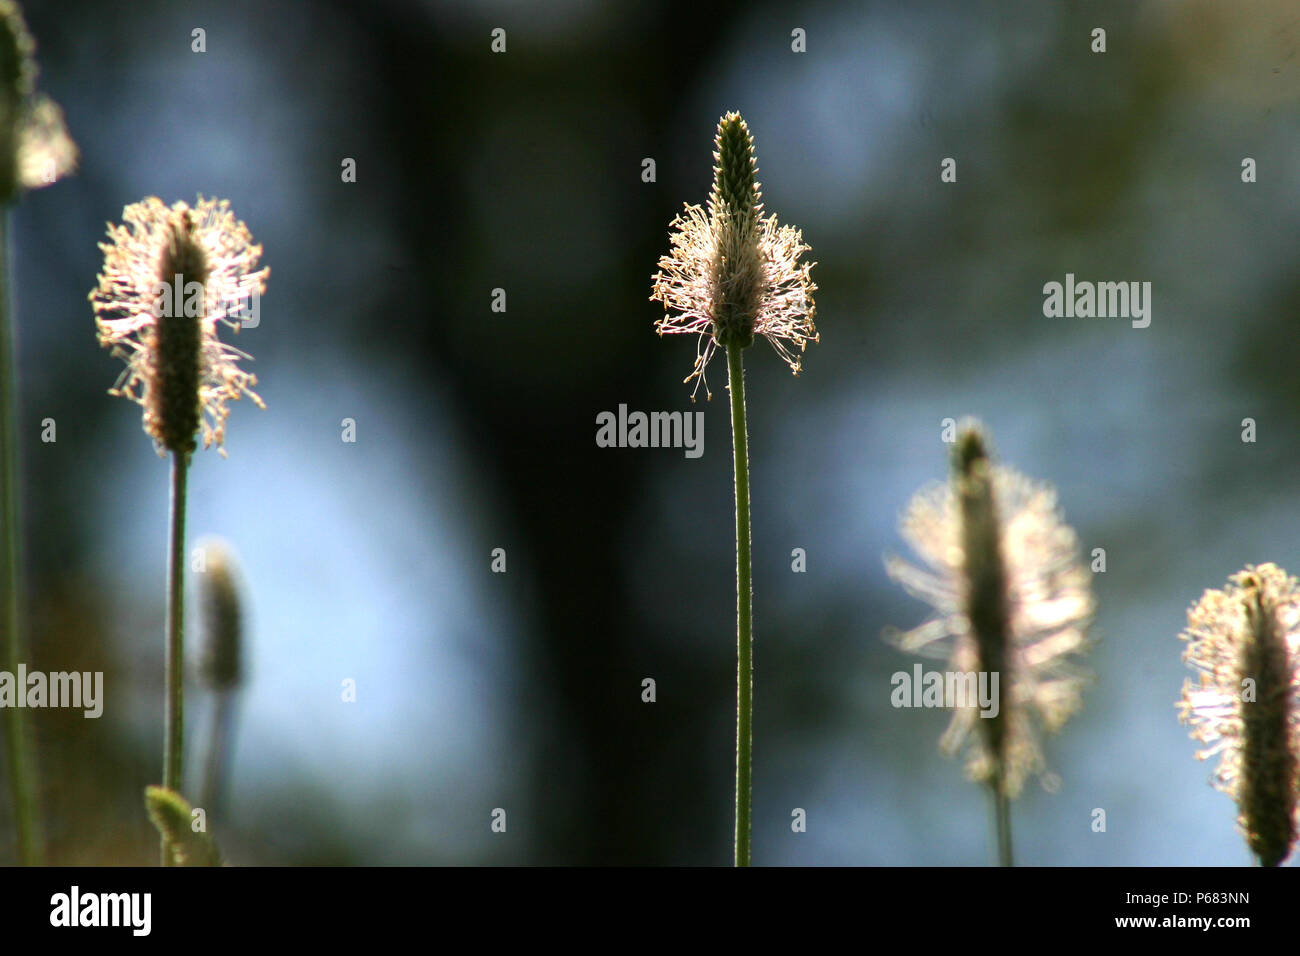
1,0,1299,864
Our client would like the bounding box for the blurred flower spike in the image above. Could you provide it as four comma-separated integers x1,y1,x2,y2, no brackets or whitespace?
1179,563,1300,867
0,0,76,201
886,421,1094,798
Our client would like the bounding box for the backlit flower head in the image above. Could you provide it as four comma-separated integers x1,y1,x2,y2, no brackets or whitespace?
650,112,817,400
1178,563,1300,866
0,1,75,199
91,196,268,457
885,422,1094,797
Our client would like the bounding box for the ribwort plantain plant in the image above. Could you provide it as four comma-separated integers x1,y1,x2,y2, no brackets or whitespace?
1178,563,1300,866
650,112,817,866
886,421,1093,865
91,196,266,864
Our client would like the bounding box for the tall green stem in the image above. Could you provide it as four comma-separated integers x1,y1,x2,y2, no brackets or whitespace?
992,780,1013,867
726,345,753,867
0,210,41,865
162,452,188,865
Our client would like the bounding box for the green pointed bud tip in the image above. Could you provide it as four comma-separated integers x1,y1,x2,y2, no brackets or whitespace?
144,786,223,866
711,111,761,221
144,785,191,837
953,423,991,479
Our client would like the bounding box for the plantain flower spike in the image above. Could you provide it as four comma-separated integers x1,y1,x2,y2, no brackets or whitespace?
886,421,1094,798
196,537,244,692
650,112,817,400
0,0,75,201
1179,563,1300,866
90,196,268,457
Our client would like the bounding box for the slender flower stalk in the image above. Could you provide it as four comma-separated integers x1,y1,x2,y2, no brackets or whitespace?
91,196,266,864
0,0,75,866
886,422,1093,865
1178,564,1300,866
726,344,753,866
0,203,40,866
163,457,186,821
651,112,817,865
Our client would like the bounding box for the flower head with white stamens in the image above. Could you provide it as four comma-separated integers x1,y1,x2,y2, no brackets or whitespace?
1179,563,1300,866
650,112,817,400
90,196,267,456
886,423,1094,797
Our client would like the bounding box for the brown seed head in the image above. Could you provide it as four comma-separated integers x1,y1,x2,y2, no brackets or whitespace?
149,211,209,455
